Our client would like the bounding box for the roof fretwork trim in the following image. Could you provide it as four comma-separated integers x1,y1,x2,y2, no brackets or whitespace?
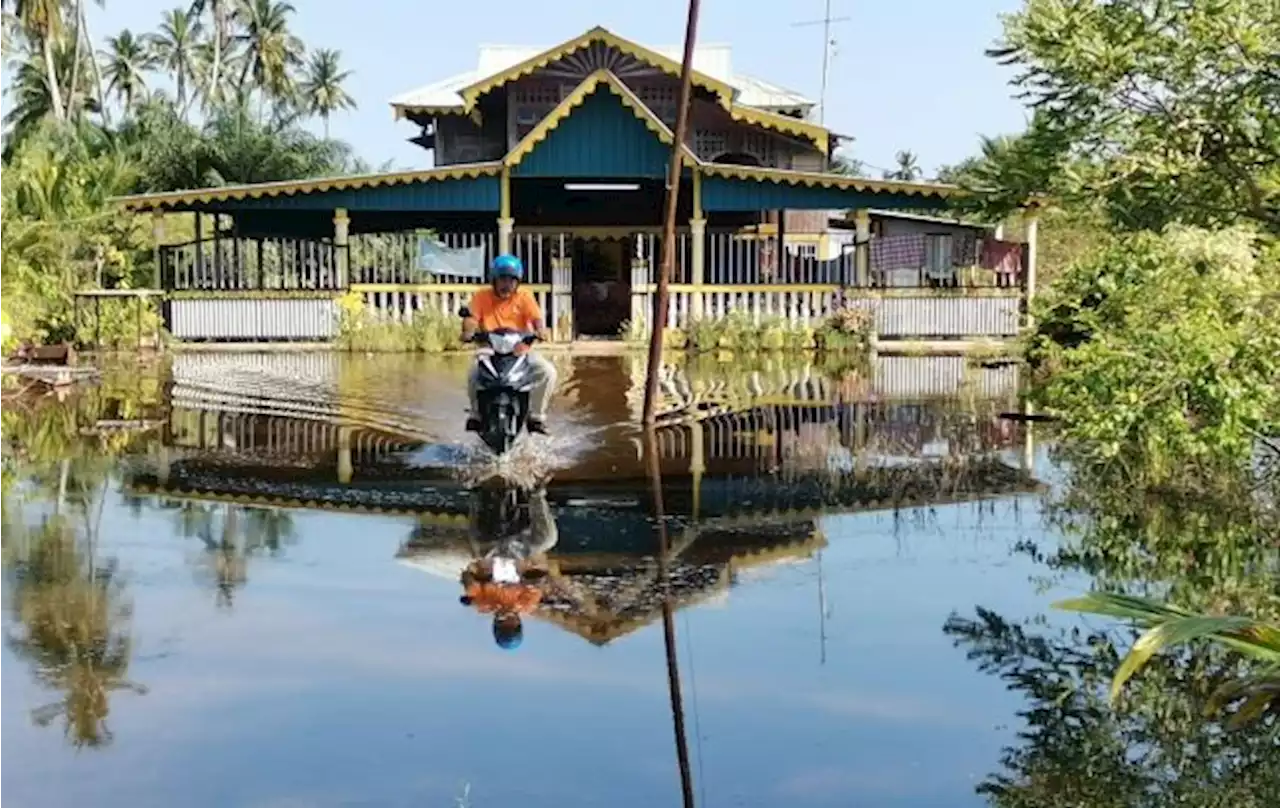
504,70,698,168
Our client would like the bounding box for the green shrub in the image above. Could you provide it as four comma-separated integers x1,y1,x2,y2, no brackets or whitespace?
335,292,459,353
1027,224,1280,486
647,304,874,360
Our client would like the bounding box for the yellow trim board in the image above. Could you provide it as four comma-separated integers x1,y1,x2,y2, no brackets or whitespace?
127,483,473,522
633,283,841,293
351,283,552,293
461,27,736,112
699,164,962,199
392,105,474,120
112,162,505,211
728,105,830,154
504,70,699,168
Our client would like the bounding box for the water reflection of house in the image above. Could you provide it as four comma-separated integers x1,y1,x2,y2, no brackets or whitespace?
162,351,1022,472
154,389,1027,488
129,396,1040,646
396,515,827,646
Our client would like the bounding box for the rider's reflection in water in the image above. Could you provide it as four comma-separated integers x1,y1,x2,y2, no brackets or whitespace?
458,486,558,650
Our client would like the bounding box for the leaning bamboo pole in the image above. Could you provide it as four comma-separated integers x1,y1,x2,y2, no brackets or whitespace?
642,0,702,425
643,426,697,807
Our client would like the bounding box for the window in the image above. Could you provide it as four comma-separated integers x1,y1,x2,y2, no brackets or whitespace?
789,242,818,259
636,85,677,125
740,132,776,166
694,130,727,159
512,85,562,140
924,234,956,283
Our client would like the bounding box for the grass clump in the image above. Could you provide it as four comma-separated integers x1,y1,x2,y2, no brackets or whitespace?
334,292,459,353
654,305,875,358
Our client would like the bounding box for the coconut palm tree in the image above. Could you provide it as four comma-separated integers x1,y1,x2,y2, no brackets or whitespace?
188,0,233,108
3,38,97,148
191,35,240,111
99,28,156,111
147,7,202,117
298,47,354,137
66,0,108,123
829,153,864,177
8,0,67,121
234,0,303,104
884,149,922,182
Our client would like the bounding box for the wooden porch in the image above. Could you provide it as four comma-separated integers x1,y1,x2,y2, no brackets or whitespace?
155,221,1032,344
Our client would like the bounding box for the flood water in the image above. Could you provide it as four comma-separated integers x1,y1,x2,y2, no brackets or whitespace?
3,352,1274,807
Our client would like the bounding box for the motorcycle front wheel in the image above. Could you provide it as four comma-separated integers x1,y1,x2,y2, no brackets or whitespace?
481,394,523,455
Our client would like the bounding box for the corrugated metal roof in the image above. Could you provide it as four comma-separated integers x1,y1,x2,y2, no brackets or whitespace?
111,162,504,212
390,36,813,114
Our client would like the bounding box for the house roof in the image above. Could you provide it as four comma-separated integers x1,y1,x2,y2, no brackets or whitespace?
112,161,503,211
865,209,997,230
700,163,963,201
389,27,813,118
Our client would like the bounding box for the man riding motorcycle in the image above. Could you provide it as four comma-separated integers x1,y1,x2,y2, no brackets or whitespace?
461,254,557,435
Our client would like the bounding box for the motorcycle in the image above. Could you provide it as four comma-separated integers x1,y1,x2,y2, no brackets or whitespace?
470,480,531,541
459,306,540,455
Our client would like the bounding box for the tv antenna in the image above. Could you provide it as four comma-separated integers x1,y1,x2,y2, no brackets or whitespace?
792,1,850,124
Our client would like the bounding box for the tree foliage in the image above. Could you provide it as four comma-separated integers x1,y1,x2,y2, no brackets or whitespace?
988,0,1280,233
1027,224,1280,487
1,2,360,348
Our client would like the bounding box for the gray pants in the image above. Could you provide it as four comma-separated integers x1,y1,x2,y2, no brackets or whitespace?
468,351,558,421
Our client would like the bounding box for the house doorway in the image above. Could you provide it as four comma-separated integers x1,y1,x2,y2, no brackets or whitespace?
571,235,631,338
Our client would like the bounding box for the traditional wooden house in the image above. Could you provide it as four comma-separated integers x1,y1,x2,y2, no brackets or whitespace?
114,27,1040,345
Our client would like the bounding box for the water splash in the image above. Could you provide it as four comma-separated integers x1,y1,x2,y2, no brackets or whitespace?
451,422,611,489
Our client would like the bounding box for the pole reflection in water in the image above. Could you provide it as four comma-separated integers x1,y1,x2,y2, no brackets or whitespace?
643,425,697,808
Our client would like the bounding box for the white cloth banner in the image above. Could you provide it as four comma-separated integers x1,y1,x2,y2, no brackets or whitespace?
416,234,487,279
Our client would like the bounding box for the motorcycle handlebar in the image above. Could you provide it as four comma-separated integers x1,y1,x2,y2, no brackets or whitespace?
470,330,539,345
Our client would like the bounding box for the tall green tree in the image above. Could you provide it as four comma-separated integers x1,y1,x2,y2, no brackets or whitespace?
298,47,354,137
989,0,1280,233
191,36,240,110
66,0,108,124
234,0,303,104
883,149,921,181
147,7,202,118
3,37,97,150
188,0,233,105
829,150,865,177
99,29,156,111
8,0,67,121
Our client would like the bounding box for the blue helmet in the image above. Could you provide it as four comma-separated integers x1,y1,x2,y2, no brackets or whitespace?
489,254,524,281
493,616,523,650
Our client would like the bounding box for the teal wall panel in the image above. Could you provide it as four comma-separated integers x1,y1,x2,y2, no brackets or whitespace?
512,89,672,179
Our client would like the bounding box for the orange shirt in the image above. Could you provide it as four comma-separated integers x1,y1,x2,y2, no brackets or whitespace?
464,581,543,614
469,287,543,332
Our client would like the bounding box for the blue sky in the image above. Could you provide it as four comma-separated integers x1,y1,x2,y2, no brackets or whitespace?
83,0,1031,176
